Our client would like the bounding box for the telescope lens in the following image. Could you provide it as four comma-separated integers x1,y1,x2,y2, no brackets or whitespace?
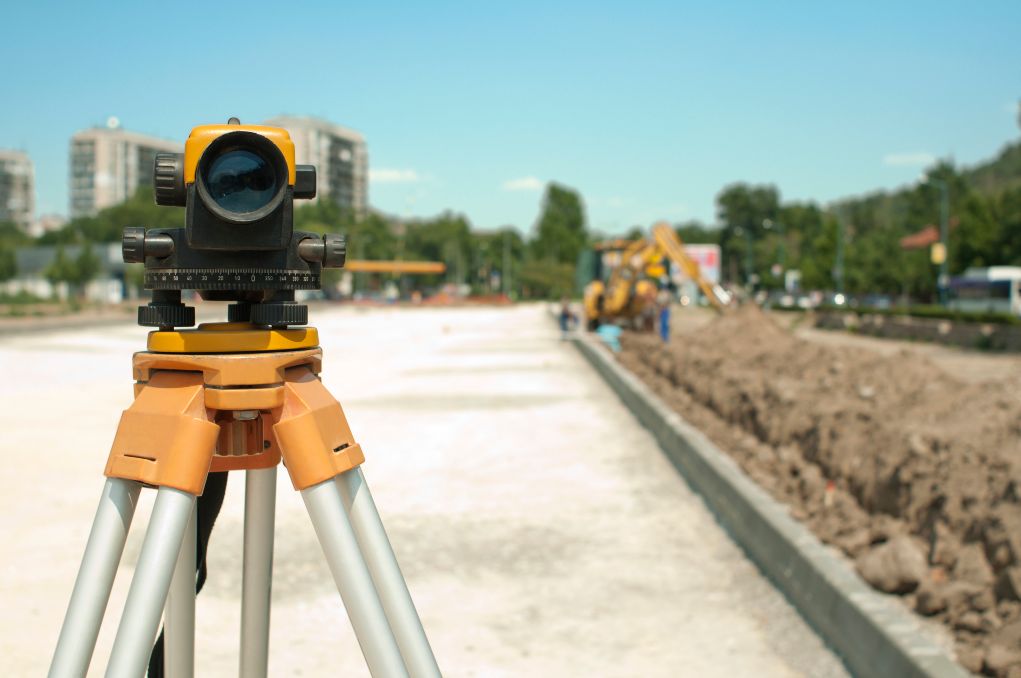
202,149,277,214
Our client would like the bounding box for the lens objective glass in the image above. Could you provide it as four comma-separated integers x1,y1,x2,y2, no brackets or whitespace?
203,149,277,214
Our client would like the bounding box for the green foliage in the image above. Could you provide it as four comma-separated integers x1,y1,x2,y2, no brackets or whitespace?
817,304,1021,326
45,245,73,287
716,183,780,283
674,221,720,244
44,242,101,297
0,248,16,282
531,183,588,265
695,146,1021,302
11,137,1021,306
623,226,645,241
519,260,575,299
0,289,47,304
0,221,30,282
39,187,181,246
292,201,526,296
73,242,101,286
964,141,1021,196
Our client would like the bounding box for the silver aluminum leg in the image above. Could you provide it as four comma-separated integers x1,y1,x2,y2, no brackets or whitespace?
301,478,408,678
338,468,440,678
49,478,141,678
164,505,197,678
240,467,277,678
106,487,196,678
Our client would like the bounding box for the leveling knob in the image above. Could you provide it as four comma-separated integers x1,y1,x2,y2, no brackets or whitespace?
122,226,174,263
297,234,346,269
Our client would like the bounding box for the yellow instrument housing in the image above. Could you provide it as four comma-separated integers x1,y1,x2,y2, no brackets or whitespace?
183,124,297,186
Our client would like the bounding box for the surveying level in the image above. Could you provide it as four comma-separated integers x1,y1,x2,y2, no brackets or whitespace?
122,116,346,328
49,120,441,678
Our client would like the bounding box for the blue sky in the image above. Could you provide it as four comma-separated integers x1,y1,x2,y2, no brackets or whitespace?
2,1,1019,235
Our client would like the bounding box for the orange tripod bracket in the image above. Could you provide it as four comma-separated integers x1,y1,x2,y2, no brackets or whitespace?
105,326,365,495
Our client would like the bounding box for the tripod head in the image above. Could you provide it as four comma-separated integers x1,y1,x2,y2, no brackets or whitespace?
123,118,346,329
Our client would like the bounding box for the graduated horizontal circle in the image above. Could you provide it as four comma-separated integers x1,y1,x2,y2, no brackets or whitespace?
143,268,320,291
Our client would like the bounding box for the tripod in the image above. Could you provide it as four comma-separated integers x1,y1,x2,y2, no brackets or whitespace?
49,322,441,678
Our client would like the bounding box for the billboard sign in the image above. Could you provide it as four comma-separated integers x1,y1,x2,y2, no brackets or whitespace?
671,244,721,284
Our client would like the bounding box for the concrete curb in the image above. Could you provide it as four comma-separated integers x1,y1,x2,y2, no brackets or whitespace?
570,333,967,678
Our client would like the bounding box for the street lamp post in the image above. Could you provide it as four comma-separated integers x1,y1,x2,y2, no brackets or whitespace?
502,230,512,297
734,226,755,289
353,233,374,297
930,178,950,304
763,218,786,282
834,211,845,295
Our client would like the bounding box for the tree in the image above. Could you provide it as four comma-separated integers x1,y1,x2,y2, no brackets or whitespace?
0,247,15,282
674,220,720,244
531,183,588,265
624,226,645,241
716,183,780,284
39,186,182,246
518,261,575,299
994,187,1021,265
0,221,29,282
44,242,101,299
73,242,101,291
45,245,74,294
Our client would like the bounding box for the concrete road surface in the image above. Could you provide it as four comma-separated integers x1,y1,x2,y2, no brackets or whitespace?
0,304,847,677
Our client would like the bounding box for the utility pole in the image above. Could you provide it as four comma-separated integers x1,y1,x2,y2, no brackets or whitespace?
502,229,511,296
353,234,371,297
933,178,950,304
744,228,754,288
763,218,786,275
834,211,845,294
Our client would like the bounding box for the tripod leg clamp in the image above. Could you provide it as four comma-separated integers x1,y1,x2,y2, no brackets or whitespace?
274,366,365,490
105,371,220,495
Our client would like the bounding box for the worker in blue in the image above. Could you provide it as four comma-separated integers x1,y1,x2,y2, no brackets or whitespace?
657,288,671,343
558,297,576,340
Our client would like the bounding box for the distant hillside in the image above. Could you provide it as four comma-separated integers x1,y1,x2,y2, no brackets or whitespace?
963,140,1021,195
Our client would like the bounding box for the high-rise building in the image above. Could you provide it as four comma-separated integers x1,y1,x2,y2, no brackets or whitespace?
265,116,368,217
0,150,34,231
69,120,181,218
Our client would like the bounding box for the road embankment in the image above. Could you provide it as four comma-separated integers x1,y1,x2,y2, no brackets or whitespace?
572,308,972,677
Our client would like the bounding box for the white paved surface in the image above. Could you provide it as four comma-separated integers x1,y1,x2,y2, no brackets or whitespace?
0,304,847,677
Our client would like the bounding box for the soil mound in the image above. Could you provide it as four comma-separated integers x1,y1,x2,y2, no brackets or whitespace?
619,305,1021,675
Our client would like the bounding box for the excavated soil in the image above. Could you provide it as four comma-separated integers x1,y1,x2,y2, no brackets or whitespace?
618,305,1021,676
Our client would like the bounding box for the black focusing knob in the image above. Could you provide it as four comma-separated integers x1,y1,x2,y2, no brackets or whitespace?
154,153,186,206
138,303,195,328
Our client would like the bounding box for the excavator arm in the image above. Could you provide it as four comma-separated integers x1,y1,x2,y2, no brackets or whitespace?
651,222,727,311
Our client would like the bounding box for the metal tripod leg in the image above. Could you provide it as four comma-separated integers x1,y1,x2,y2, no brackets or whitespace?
106,487,196,678
338,468,441,678
302,478,409,678
240,467,277,678
164,505,197,678
49,478,141,678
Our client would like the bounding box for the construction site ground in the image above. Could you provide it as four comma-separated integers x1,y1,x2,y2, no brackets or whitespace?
0,303,845,677
620,305,1021,677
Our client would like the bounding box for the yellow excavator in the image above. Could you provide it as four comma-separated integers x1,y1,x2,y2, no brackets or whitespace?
583,222,727,330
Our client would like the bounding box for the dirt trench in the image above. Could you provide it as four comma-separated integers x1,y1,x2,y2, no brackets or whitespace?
617,305,1021,677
